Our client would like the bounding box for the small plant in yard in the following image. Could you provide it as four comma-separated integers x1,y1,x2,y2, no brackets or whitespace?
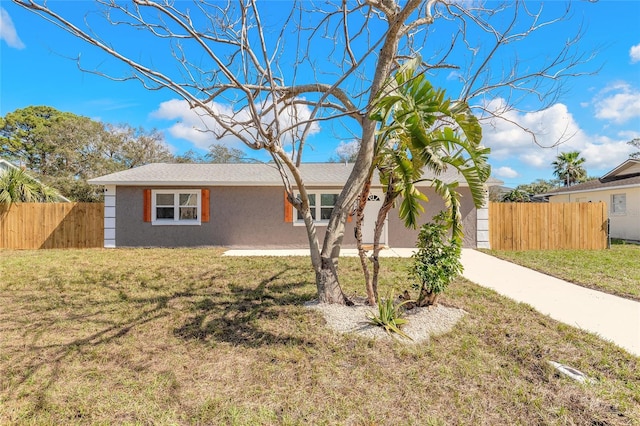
409,212,463,307
367,290,413,340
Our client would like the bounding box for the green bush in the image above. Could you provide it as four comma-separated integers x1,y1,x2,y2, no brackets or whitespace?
410,212,463,306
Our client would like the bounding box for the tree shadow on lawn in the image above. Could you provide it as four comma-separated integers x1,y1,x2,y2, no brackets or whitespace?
2,297,172,412
173,268,317,348
2,266,316,415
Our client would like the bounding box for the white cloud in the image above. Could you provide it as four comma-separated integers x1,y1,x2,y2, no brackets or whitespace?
630,43,640,64
334,140,360,160
151,98,320,150
494,166,519,179
480,99,634,175
617,130,640,140
0,8,25,49
593,82,640,124
480,100,586,165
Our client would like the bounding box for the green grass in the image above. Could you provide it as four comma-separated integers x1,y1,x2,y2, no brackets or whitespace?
1,248,638,425
483,243,640,301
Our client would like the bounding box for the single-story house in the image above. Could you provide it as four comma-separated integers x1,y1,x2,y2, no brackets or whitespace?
88,162,501,249
543,158,640,241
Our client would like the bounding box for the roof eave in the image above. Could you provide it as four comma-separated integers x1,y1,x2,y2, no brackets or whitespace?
546,183,639,196
89,180,475,188
88,180,355,187
602,158,640,179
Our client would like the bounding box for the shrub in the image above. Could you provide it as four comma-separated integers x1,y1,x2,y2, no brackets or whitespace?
409,212,463,307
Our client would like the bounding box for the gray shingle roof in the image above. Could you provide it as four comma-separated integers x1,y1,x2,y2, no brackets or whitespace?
88,162,502,187
543,174,640,196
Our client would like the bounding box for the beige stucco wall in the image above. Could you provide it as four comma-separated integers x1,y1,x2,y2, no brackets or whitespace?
549,186,640,241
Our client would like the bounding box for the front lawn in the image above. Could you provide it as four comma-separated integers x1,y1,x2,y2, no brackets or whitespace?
483,243,640,301
0,248,638,425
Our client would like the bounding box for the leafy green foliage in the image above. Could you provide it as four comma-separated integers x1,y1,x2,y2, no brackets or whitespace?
410,212,463,304
367,290,413,340
501,188,530,203
1,106,174,201
516,178,561,195
0,167,61,204
628,138,639,159
369,56,491,244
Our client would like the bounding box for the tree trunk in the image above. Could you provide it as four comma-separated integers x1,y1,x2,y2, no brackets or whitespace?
316,256,352,305
355,177,376,305
370,180,399,300
313,5,405,305
417,288,439,307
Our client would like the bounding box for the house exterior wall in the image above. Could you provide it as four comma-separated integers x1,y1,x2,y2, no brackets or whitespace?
549,186,640,241
114,185,358,248
386,187,477,248
113,185,479,248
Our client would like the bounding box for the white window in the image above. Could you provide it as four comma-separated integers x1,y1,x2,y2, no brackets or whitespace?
152,189,201,225
611,194,626,215
295,191,339,225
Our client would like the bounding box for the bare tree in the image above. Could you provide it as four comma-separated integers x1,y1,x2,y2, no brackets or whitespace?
13,0,594,304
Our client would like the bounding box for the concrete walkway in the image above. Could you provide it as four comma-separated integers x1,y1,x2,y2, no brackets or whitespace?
461,250,640,357
223,248,640,356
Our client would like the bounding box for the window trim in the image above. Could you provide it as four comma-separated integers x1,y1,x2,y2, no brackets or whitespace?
610,193,626,216
293,190,339,226
151,189,202,225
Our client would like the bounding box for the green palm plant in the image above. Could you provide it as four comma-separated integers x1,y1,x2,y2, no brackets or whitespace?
0,167,60,205
552,151,587,187
354,57,490,305
370,57,490,239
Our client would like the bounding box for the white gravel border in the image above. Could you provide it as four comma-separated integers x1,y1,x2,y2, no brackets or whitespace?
305,298,466,343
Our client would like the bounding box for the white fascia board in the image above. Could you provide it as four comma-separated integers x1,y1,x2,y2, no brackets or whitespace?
88,180,353,187
88,180,283,187
88,180,475,188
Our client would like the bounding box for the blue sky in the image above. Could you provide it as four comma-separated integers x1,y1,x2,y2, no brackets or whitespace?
1,1,639,187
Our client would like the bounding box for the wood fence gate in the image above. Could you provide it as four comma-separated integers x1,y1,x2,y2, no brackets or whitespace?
489,202,608,250
0,203,104,249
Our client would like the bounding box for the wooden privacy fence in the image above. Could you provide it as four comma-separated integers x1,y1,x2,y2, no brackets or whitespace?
0,203,103,249
489,202,608,250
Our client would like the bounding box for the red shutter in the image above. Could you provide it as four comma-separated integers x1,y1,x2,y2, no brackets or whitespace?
284,191,293,223
201,189,210,222
143,189,151,222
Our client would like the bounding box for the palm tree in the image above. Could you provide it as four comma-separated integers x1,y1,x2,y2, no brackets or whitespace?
355,57,491,305
552,151,587,187
0,167,60,205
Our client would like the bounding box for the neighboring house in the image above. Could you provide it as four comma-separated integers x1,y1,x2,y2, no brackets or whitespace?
0,159,17,174
543,158,640,241
88,162,501,249
0,158,70,202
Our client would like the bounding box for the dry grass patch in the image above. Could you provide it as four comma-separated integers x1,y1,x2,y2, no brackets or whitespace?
483,243,640,301
0,248,638,425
